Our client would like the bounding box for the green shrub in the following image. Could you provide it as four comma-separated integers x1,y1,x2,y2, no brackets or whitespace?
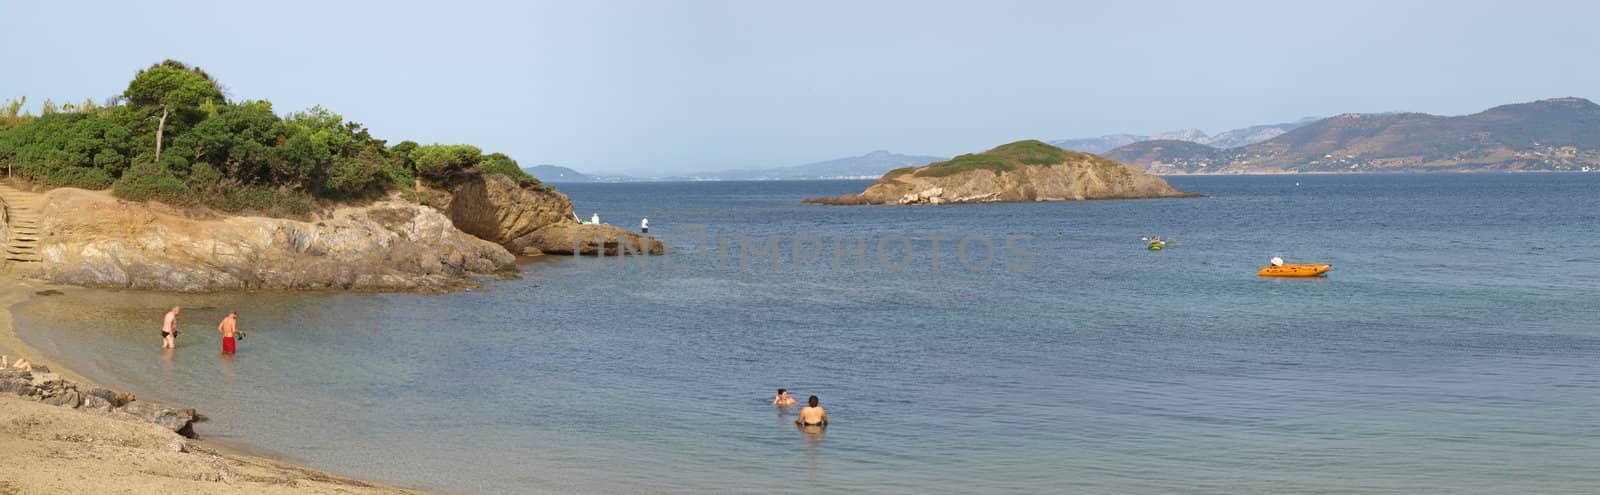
189,162,222,184
114,173,191,204
915,140,1072,177
917,153,1016,177
0,60,555,218
477,152,541,187
93,149,127,174
214,186,314,215
985,139,1070,165
322,153,384,198
114,162,193,205
411,144,481,179
43,166,115,189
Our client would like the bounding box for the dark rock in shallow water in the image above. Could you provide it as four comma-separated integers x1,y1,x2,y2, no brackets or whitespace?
2,372,195,433
117,401,198,438
86,387,134,408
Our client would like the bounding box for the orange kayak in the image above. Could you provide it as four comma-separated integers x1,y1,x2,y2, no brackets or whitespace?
1257,263,1331,277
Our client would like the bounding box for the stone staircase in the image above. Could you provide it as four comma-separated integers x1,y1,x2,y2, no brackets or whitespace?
0,183,44,263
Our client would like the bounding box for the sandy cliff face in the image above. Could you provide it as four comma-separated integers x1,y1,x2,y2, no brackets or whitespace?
426,174,664,256
808,151,1196,205
17,189,516,292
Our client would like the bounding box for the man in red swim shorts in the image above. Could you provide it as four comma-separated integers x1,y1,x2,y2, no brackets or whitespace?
218,311,240,354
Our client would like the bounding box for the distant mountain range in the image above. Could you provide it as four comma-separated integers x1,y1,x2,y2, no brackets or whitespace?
699,150,945,180
1049,118,1318,154
526,98,1600,181
524,150,945,183
1104,97,1600,173
523,165,595,182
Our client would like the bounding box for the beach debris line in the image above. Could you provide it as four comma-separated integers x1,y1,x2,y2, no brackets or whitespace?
0,368,199,437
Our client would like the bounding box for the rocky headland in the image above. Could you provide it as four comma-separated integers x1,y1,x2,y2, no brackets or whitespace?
422,173,665,257
2,175,662,293
805,140,1197,205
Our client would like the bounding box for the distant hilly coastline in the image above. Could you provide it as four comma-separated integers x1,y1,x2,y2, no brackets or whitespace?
702,150,945,180
523,165,594,182
1104,98,1600,174
1049,118,1318,154
524,97,1600,181
524,150,944,183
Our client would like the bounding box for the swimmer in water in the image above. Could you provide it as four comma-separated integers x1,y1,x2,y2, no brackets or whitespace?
794,395,828,426
772,388,797,407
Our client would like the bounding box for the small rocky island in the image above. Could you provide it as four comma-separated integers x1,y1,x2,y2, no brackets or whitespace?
805,140,1197,205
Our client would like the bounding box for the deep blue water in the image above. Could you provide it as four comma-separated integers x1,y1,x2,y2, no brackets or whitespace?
16,174,1600,494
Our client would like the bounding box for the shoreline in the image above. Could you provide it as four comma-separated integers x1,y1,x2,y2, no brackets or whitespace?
1151,169,1600,176
0,275,434,494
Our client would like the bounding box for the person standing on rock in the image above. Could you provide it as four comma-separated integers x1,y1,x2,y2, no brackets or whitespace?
641,217,649,234
218,311,240,355
591,212,601,225
161,307,181,349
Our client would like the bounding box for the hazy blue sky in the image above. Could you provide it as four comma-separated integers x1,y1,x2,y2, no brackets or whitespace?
3,0,1597,174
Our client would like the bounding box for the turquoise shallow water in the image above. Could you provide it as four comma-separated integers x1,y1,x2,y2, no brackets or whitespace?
15,174,1600,494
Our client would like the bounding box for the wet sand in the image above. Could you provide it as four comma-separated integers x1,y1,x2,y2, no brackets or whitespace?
0,278,430,495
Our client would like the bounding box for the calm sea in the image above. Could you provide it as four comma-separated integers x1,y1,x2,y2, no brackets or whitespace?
15,174,1600,494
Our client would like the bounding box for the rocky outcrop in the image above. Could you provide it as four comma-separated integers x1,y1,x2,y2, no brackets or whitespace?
427,174,663,256
0,369,196,437
524,222,664,256
17,188,516,292
806,140,1197,205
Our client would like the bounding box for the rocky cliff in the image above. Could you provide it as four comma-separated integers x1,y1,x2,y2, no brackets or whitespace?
806,140,1196,205
7,172,666,292
423,174,664,256
16,188,518,292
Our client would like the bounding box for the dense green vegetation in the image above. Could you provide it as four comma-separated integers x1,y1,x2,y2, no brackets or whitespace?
914,140,1075,177
0,60,540,216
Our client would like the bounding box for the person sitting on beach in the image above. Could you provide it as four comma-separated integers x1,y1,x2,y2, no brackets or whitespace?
218,310,240,355
795,395,828,426
772,388,797,407
2,355,31,371
161,306,181,349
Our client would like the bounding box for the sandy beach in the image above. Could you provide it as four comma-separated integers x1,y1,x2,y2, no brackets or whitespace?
0,278,428,495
